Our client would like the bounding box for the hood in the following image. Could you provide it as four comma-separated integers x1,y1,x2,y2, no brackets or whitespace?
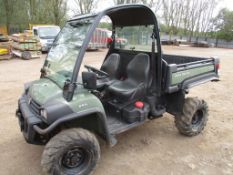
116,37,127,41
40,38,54,44
28,78,63,105
39,36,56,40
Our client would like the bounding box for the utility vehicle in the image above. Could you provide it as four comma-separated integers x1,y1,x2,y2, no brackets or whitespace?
16,4,220,175
32,25,61,52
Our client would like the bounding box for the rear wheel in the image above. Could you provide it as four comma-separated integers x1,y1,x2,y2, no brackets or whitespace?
22,51,31,60
41,128,100,175
175,97,208,136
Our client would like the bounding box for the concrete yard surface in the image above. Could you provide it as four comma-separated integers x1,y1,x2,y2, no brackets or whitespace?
0,46,232,175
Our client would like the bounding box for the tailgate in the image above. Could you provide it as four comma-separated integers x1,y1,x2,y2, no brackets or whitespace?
165,58,219,93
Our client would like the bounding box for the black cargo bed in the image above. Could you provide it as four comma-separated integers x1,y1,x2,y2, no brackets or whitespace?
163,54,209,65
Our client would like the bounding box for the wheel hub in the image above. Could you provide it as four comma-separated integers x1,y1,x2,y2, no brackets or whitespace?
62,147,85,168
192,110,203,126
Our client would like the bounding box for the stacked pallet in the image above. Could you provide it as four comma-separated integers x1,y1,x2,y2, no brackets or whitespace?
0,34,11,60
11,33,42,60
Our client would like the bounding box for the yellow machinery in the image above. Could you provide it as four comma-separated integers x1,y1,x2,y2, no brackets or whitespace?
0,48,8,55
0,33,11,60
0,26,8,35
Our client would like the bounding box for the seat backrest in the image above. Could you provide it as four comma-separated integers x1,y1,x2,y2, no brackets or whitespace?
101,53,121,78
127,53,150,84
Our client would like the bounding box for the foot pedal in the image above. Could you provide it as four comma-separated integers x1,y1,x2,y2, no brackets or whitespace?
109,136,117,147
149,105,166,119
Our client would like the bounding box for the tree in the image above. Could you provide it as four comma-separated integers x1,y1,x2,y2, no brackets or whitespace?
141,0,162,11
1,0,16,33
0,0,68,34
199,0,216,35
50,0,68,26
28,0,36,22
187,0,199,41
73,0,98,14
0,0,30,33
213,8,233,41
161,0,217,40
162,0,184,39
27,0,68,26
114,0,141,4
27,0,53,24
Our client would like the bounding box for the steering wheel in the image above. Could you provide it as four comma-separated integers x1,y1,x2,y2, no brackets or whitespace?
84,65,109,79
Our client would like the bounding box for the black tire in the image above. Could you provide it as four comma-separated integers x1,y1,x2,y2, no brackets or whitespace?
175,97,208,136
41,128,100,175
22,51,31,60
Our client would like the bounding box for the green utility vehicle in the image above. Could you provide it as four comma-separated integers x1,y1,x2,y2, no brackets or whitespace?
16,4,220,175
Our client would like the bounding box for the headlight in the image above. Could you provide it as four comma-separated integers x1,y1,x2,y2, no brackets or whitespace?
40,109,48,119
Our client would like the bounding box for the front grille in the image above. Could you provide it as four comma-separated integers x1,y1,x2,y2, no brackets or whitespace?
29,99,41,115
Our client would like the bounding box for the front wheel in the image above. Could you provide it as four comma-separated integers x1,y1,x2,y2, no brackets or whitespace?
22,51,31,60
41,128,100,175
175,97,209,136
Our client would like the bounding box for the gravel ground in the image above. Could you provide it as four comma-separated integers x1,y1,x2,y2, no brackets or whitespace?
0,46,232,175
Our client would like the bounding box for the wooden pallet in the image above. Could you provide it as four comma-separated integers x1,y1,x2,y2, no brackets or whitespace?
0,54,11,60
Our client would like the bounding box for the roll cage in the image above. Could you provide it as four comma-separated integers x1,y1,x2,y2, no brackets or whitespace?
62,4,162,101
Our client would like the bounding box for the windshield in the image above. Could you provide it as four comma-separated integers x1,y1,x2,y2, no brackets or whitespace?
43,19,93,87
38,27,61,39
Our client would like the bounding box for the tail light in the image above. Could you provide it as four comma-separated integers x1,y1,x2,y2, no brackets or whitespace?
135,101,144,109
216,63,220,71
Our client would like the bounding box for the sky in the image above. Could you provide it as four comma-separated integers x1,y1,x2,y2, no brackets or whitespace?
67,0,114,17
68,0,233,18
219,0,233,11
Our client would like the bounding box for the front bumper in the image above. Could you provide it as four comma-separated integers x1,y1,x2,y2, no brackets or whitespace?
16,94,44,144
41,44,52,52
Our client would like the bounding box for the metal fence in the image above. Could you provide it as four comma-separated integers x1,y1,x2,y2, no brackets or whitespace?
160,34,233,49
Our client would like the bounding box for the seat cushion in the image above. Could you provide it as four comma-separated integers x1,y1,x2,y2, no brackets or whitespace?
97,78,117,90
107,53,150,101
108,79,145,101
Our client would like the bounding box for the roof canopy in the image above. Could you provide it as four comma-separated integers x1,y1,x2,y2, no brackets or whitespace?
106,4,156,27
71,4,157,27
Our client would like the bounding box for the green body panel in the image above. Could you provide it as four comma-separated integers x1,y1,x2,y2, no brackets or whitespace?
69,89,105,113
171,65,215,85
28,78,105,114
29,78,62,104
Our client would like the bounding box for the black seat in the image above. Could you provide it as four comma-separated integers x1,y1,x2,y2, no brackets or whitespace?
97,53,121,89
101,53,121,78
107,53,150,101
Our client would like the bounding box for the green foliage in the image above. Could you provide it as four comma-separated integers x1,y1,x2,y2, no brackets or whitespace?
0,0,30,33
213,8,233,41
98,22,112,30
0,0,68,34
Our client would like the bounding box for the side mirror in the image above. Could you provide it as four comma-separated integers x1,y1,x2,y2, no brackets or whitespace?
82,72,97,90
63,80,76,102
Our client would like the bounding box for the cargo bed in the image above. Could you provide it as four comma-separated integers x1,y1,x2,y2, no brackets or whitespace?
162,54,219,93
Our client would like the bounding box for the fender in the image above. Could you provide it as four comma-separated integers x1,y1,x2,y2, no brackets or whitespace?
33,108,116,146
181,72,219,90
